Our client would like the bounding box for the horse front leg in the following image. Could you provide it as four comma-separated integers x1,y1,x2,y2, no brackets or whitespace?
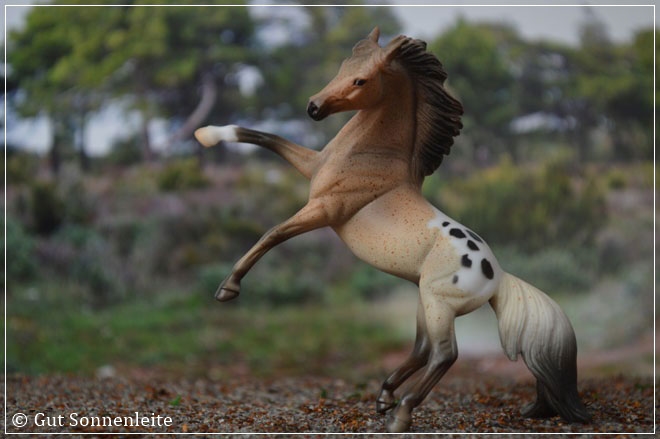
216,199,330,301
195,125,319,179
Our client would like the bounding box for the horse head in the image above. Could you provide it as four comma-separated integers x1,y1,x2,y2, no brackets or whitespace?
307,27,410,121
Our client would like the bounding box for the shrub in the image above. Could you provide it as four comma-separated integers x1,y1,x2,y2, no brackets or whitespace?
157,158,210,192
5,216,37,281
606,168,628,190
59,174,97,226
51,224,121,307
27,172,97,235
195,233,347,307
196,260,322,307
6,149,39,185
143,207,264,275
431,157,607,253
106,135,143,167
345,265,401,301
236,163,308,220
102,218,144,258
496,245,594,294
241,258,325,306
196,263,234,298
29,181,64,235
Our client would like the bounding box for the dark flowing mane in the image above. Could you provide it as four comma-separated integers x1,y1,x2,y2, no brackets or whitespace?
394,38,464,180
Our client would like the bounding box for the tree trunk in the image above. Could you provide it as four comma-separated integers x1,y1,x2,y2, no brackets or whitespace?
77,111,90,171
575,129,590,163
166,72,218,150
141,116,153,162
49,117,67,177
50,138,61,177
506,137,519,164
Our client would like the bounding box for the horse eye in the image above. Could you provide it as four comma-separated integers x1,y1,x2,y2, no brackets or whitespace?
353,79,367,86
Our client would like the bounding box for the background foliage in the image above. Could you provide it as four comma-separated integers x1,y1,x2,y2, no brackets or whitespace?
4,4,655,378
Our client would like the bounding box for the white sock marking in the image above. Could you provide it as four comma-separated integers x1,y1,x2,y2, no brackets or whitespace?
194,125,239,147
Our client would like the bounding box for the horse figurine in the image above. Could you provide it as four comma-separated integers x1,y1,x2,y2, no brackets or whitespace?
194,27,591,433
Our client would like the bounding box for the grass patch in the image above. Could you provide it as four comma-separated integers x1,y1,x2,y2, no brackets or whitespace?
7,284,408,379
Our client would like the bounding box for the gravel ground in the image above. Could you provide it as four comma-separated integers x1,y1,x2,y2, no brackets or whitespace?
4,361,654,435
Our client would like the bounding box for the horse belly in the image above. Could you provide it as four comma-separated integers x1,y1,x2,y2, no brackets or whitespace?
333,190,438,283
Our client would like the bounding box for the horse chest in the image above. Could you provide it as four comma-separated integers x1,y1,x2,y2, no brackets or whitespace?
309,150,407,203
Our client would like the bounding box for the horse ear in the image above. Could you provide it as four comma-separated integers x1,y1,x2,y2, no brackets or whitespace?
383,35,409,64
367,27,380,43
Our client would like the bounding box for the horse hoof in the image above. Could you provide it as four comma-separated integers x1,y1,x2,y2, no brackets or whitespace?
386,413,412,433
215,287,240,302
376,399,395,414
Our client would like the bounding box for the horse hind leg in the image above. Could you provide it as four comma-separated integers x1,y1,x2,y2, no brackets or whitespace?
377,298,431,414
386,295,458,433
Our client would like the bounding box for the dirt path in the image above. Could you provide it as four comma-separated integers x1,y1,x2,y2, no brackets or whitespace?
4,364,654,434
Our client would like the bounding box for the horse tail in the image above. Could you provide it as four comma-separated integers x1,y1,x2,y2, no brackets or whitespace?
489,272,591,423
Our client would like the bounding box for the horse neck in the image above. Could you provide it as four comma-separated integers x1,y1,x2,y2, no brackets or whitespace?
337,73,417,174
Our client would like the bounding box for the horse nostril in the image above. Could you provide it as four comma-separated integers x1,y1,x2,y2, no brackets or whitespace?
307,101,319,119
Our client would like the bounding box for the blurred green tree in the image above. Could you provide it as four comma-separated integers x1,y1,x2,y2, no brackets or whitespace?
430,16,655,165
430,19,518,165
595,28,655,161
7,3,124,173
104,2,256,159
561,14,655,162
7,2,256,168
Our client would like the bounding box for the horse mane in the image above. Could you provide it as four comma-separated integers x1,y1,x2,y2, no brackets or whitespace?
393,38,464,180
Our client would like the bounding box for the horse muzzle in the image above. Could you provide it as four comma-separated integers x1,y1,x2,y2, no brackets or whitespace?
307,100,327,121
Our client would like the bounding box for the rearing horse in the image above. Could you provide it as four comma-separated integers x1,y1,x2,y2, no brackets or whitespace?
195,28,590,433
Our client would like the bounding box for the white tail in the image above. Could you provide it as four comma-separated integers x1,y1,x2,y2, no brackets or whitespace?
490,273,591,422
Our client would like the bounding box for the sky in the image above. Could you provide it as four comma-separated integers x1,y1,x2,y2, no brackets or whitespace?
3,2,656,155
4,1,654,44
391,2,654,45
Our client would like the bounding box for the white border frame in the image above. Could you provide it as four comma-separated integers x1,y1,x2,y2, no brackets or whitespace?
3,3,656,436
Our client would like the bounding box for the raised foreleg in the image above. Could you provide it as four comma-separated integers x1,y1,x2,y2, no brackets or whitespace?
377,298,431,414
194,125,319,179
216,199,330,301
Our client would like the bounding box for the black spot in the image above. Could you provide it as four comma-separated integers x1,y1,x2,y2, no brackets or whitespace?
442,221,450,227
450,228,466,239
467,240,479,251
466,229,483,243
461,254,472,268
452,275,458,284
481,258,494,279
